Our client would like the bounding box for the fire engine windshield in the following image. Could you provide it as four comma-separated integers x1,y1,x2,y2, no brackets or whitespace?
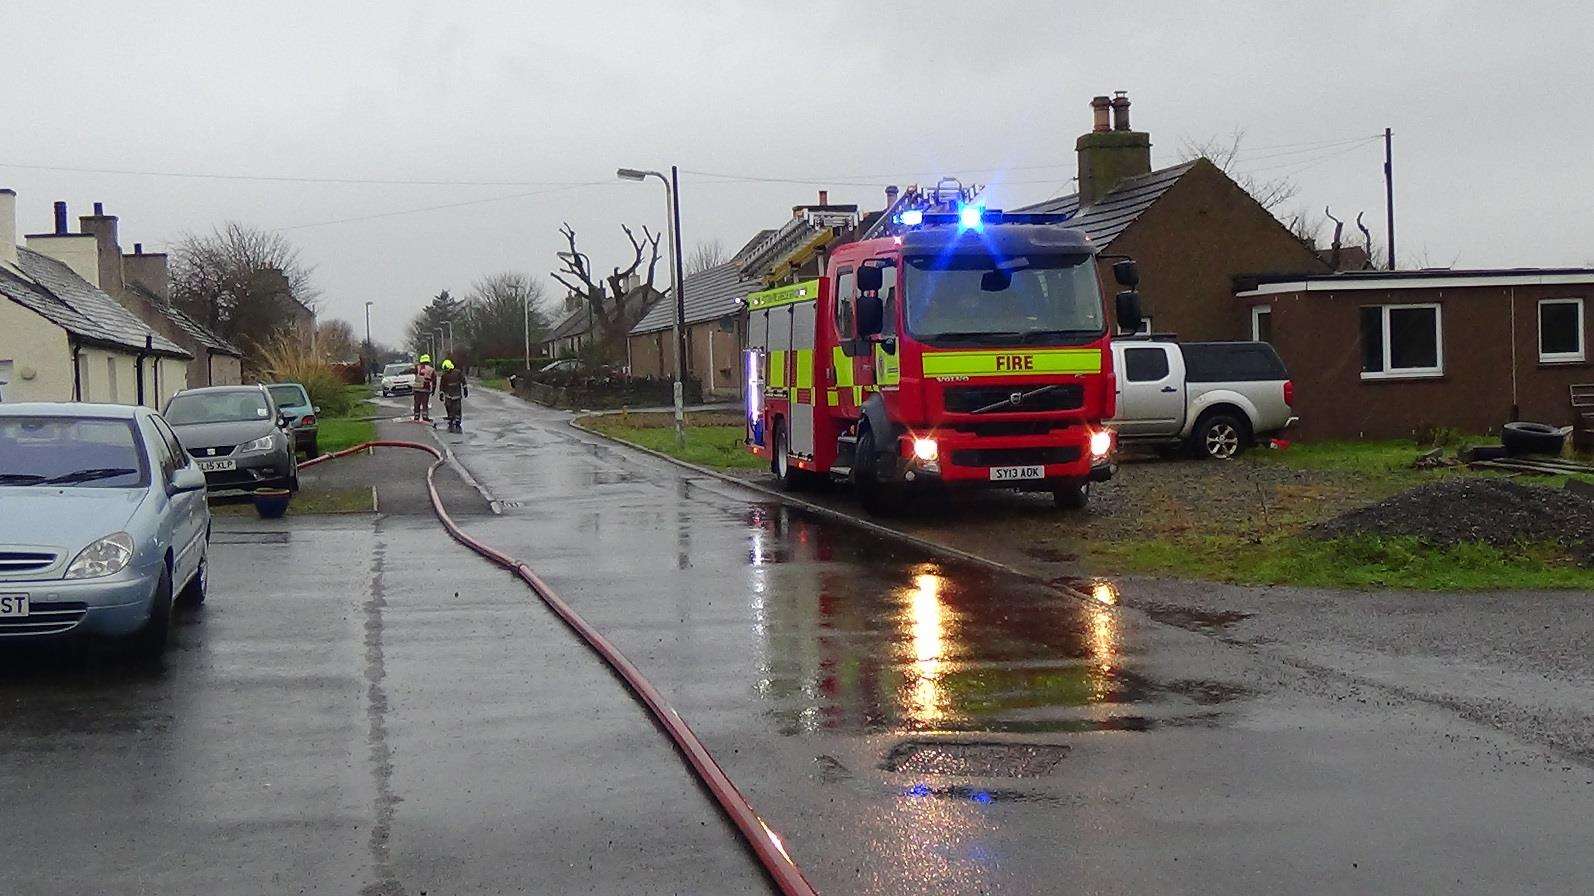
904,253,1104,345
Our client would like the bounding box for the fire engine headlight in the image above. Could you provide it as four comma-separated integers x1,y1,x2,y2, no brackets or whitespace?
912,438,939,462
1089,429,1114,458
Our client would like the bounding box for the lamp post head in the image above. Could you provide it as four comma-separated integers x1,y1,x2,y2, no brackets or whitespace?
616,168,648,181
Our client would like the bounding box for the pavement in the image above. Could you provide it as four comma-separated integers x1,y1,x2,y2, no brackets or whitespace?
4,385,1592,895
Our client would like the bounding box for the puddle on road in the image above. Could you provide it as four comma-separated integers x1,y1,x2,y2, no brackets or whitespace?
882,740,1071,778
739,505,1254,738
1139,604,1254,633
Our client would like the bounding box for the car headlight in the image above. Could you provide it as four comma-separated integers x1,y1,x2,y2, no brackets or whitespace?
65,532,135,579
912,437,939,461
238,435,276,453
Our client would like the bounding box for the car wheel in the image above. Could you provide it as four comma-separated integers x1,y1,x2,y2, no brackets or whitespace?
1053,478,1090,510
130,566,174,662
287,465,301,494
178,551,208,608
1193,413,1248,460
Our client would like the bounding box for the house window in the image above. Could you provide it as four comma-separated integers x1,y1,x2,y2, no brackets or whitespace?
1251,306,1272,344
1360,303,1442,378
1134,315,1154,336
1539,298,1585,363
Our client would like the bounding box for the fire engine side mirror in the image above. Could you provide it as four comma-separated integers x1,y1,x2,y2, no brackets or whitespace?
856,265,883,292
1112,259,1140,288
856,293,884,337
1115,290,1145,334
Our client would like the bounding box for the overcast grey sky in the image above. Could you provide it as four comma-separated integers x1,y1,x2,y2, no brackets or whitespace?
5,1,1591,346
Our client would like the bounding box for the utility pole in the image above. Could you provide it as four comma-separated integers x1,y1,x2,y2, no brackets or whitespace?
523,290,532,372
1384,127,1395,271
671,165,688,436
364,301,374,380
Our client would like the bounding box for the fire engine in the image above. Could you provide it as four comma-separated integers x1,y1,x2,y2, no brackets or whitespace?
744,189,1144,513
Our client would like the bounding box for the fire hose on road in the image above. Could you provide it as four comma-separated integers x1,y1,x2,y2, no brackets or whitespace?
298,441,818,896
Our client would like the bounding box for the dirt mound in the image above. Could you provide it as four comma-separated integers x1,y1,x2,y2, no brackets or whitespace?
1312,478,1594,560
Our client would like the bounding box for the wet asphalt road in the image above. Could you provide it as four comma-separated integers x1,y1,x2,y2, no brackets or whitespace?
4,387,1593,895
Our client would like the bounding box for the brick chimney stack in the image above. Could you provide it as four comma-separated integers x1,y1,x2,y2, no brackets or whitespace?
0,189,16,268
1076,91,1152,206
124,241,173,304
79,202,126,295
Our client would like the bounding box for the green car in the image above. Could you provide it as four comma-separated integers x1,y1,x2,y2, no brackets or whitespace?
267,383,320,457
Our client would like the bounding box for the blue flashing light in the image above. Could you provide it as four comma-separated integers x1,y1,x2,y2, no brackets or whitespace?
907,783,932,798
958,205,984,230
899,209,924,227
972,790,993,805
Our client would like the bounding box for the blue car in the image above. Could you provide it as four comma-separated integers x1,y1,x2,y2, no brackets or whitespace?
0,403,211,659
267,382,320,456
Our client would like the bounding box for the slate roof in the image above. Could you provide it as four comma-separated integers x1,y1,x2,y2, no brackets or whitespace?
0,248,189,357
1016,161,1198,246
631,262,759,334
124,279,243,356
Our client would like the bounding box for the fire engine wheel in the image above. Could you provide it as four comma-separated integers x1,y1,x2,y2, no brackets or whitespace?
1053,478,1090,510
854,427,903,516
771,419,810,491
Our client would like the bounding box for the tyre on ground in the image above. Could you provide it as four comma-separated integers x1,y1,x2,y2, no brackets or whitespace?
1501,421,1565,457
770,419,810,492
177,551,208,608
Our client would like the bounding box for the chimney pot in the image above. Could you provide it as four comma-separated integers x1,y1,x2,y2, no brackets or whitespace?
53,201,68,235
93,202,104,215
1091,95,1112,132
1110,91,1132,131
818,190,829,206
134,242,143,254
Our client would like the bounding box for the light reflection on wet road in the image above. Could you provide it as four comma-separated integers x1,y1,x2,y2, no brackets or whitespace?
445,390,1594,895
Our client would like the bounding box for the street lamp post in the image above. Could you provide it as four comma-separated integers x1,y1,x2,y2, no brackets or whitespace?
363,301,374,381
617,165,686,446
441,321,454,361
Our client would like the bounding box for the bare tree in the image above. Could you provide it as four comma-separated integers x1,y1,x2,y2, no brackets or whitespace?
1180,129,1300,212
315,319,359,362
549,223,661,361
169,222,319,357
460,272,549,362
685,238,727,276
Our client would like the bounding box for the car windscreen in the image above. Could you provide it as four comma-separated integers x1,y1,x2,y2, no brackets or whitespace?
1183,342,1289,382
267,384,309,409
384,365,414,376
0,417,149,488
904,253,1104,344
165,391,272,425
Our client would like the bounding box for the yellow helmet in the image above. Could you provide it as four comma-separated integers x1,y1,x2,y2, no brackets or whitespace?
418,354,431,363
442,359,455,370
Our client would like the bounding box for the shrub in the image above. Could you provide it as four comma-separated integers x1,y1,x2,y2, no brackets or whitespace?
258,335,355,416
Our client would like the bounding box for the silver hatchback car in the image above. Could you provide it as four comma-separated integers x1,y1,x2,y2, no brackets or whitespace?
0,403,210,659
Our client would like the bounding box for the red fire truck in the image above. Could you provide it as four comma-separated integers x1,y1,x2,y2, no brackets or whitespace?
745,204,1143,513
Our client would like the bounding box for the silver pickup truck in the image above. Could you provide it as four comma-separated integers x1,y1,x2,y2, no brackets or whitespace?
1110,340,1297,459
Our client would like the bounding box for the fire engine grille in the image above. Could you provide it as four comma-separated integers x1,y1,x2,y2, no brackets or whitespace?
948,421,1063,437
950,446,1082,468
942,385,1084,414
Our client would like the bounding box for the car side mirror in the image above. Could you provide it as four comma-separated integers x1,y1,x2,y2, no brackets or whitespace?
1113,259,1140,288
1115,290,1144,334
856,265,883,292
171,466,207,493
856,293,884,337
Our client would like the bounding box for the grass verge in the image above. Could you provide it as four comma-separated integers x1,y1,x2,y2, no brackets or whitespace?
1093,532,1594,590
579,411,764,470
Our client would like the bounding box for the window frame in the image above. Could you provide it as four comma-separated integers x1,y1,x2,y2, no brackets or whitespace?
1537,297,1585,364
1360,302,1444,380
1123,346,1171,383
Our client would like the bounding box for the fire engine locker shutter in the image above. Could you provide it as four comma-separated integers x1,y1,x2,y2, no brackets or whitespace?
789,300,817,455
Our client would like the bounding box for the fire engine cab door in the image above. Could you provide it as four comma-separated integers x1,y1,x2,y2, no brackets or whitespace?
868,259,900,389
